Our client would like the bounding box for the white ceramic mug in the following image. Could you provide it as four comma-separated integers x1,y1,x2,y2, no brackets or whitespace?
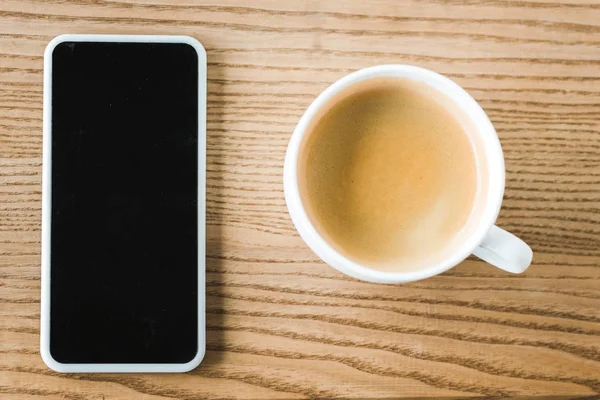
283,65,533,283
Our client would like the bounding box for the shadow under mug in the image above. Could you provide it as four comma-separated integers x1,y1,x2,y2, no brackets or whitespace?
283,65,533,284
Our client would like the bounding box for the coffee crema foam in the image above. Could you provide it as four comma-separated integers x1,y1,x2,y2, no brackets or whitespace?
298,78,481,272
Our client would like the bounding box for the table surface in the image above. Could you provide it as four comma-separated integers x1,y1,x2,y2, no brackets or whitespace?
1,0,600,399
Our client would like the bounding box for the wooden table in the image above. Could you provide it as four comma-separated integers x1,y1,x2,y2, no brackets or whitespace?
1,0,599,398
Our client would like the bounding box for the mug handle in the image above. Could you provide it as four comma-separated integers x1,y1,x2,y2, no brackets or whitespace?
472,225,533,274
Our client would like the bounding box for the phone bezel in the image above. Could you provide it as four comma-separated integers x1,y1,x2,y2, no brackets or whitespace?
41,34,207,373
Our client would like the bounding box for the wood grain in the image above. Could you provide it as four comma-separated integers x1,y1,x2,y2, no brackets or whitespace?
1,0,600,398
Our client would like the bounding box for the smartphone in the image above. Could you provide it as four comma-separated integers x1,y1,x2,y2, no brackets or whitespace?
41,35,206,373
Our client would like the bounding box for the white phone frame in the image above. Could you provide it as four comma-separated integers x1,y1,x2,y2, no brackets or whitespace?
41,34,207,373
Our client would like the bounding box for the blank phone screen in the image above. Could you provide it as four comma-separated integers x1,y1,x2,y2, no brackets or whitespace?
50,41,199,364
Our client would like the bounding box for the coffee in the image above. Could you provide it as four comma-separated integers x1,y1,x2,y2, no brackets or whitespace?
297,78,480,272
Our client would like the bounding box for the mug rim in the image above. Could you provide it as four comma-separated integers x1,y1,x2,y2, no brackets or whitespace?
283,65,505,283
